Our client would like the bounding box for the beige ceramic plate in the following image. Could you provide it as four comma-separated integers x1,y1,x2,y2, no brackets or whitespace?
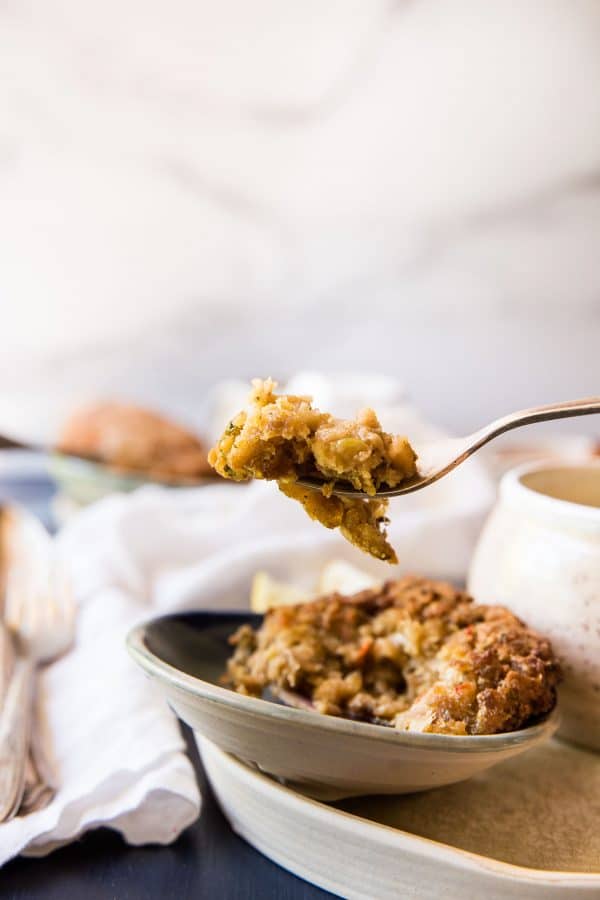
199,736,600,900
127,611,559,799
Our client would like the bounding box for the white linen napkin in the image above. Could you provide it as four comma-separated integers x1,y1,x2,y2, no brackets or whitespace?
0,379,494,864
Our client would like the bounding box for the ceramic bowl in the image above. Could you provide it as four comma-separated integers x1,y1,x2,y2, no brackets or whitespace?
49,453,217,510
127,611,559,799
469,461,600,750
49,454,149,506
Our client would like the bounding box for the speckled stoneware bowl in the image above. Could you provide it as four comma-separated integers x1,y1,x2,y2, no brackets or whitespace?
127,611,559,799
469,461,600,750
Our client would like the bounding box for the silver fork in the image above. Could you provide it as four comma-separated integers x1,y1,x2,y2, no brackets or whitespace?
298,396,600,498
0,506,75,821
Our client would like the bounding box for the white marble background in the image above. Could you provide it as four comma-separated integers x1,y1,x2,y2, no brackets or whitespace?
1,0,599,437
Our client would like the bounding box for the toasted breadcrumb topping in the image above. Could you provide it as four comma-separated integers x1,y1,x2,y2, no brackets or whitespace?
225,576,561,735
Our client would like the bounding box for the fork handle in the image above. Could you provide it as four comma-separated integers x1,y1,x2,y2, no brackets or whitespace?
473,396,600,449
0,656,34,821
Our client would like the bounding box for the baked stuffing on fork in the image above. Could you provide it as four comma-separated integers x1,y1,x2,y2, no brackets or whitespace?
208,378,417,562
224,576,561,736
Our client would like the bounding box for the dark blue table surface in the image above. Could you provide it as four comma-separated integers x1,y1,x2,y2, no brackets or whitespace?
0,474,333,900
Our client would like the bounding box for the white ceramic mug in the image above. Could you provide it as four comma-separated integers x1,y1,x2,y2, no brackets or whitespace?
468,461,600,751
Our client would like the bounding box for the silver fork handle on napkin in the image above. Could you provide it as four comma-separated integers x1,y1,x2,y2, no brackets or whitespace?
0,656,34,821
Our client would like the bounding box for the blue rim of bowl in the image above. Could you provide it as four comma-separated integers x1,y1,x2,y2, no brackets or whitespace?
126,616,560,753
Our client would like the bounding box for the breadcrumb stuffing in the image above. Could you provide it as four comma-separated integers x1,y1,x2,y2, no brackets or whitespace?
225,576,561,735
208,379,417,562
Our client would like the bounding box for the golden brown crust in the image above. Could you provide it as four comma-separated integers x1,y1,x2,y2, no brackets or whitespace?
277,482,397,563
58,402,212,481
208,378,417,562
225,576,561,735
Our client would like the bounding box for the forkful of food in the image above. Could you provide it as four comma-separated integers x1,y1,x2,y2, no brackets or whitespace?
209,379,600,563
